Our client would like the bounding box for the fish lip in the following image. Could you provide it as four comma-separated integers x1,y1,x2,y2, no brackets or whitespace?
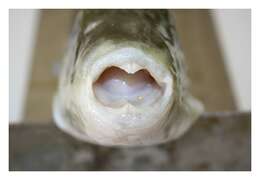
81,45,174,112
87,47,169,87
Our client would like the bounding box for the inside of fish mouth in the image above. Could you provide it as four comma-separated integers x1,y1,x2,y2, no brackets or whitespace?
93,66,163,107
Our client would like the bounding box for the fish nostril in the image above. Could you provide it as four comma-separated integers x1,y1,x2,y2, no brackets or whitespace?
93,66,163,107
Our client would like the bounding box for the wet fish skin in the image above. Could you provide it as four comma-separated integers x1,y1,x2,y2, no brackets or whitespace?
53,10,203,146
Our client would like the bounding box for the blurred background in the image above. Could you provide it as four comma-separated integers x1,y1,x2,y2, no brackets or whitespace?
9,9,251,124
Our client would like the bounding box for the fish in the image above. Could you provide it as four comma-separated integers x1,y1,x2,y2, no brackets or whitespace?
53,10,204,146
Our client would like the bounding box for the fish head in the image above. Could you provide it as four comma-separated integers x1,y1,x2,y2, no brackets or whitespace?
53,10,203,146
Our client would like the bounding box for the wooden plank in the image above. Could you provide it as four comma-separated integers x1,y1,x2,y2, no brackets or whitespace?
24,10,76,123
10,112,251,171
173,10,236,111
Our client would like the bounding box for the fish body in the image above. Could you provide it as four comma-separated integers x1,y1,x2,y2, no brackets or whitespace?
53,10,203,146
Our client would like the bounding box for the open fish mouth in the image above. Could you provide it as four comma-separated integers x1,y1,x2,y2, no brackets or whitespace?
93,66,163,108
85,46,174,114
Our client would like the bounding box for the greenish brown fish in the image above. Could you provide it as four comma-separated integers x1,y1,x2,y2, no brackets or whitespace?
53,10,203,146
